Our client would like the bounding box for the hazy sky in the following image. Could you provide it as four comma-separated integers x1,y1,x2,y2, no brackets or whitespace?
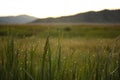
0,0,120,18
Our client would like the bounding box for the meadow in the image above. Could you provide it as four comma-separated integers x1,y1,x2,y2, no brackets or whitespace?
0,24,120,80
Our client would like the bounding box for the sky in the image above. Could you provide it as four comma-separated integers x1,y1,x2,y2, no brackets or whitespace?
0,0,120,18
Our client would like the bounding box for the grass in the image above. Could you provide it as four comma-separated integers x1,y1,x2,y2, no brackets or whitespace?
0,24,120,80
0,24,120,38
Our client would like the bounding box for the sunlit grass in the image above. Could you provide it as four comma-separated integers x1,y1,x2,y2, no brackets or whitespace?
0,24,120,80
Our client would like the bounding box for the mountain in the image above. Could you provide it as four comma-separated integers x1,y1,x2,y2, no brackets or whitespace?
0,15,37,24
32,9,120,24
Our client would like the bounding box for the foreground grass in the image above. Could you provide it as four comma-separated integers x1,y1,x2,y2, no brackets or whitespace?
0,24,120,80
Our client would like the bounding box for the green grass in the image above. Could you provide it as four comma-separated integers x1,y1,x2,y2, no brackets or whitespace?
0,24,120,38
0,24,120,80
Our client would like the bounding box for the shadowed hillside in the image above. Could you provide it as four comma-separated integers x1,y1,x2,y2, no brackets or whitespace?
32,9,120,24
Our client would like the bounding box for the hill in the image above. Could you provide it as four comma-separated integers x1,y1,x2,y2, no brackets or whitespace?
32,9,120,24
0,15,37,24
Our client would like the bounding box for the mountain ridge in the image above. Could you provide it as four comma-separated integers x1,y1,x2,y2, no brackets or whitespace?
0,9,120,24
0,15,37,24
32,9,120,24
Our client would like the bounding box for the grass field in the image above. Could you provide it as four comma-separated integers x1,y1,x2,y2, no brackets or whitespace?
0,24,120,80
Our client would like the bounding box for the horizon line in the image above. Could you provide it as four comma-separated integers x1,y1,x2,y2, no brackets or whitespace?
0,8,119,19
